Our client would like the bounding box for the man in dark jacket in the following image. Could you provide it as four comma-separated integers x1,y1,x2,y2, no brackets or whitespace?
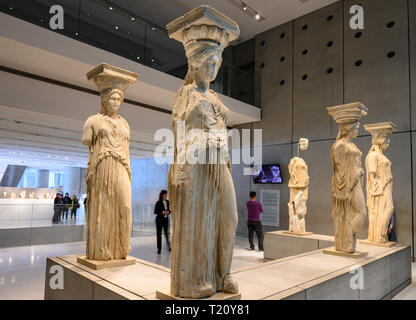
70,195,80,219
154,190,171,254
53,193,61,224
62,193,71,220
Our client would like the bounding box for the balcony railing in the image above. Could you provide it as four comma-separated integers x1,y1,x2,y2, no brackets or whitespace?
0,0,255,106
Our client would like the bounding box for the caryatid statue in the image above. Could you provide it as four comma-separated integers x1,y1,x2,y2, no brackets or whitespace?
287,138,310,234
165,5,240,299
327,102,367,254
288,138,310,202
364,122,397,244
81,63,137,261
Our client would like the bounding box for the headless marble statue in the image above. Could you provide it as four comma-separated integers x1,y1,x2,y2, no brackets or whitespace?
364,122,397,244
166,6,240,299
288,191,308,234
81,64,137,261
287,138,310,234
327,103,368,254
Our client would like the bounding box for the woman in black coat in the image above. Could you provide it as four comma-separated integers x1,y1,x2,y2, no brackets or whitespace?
154,190,171,254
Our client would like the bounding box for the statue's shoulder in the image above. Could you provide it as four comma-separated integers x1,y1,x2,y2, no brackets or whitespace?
84,113,101,126
176,84,196,98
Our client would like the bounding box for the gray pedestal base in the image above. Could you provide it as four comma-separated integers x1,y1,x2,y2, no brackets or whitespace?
44,243,411,300
264,230,335,260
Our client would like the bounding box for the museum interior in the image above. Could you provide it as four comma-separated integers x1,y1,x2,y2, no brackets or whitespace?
0,0,415,301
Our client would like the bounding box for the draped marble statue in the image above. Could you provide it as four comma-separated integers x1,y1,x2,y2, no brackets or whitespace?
327,103,368,254
286,138,311,235
364,122,397,244
165,6,240,299
81,63,137,262
289,138,310,202
288,191,308,234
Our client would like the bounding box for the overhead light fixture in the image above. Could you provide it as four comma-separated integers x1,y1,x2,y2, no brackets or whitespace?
235,0,265,22
115,25,119,30
109,6,113,10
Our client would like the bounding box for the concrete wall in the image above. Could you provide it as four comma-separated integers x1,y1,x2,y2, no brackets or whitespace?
233,0,416,257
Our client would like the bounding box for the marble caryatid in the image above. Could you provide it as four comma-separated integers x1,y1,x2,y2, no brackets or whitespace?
19,191,26,199
81,63,137,261
288,191,308,234
327,102,368,254
166,5,240,299
364,122,397,244
288,138,310,203
287,138,310,235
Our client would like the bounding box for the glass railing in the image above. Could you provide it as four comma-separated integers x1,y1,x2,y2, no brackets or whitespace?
0,202,160,248
0,0,256,106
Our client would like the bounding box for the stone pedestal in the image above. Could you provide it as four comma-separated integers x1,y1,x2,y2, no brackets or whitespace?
359,239,397,248
156,290,241,300
322,247,368,259
77,255,136,270
282,231,313,236
264,230,334,260
44,243,411,300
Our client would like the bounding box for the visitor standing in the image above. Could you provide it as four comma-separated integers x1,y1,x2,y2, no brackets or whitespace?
246,191,264,251
154,190,171,254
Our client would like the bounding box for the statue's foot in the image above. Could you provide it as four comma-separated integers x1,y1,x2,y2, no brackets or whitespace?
223,275,238,294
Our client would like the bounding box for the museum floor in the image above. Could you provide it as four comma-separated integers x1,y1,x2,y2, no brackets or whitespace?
0,235,265,300
0,234,415,300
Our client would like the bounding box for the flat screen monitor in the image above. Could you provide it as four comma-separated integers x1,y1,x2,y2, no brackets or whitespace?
252,164,283,184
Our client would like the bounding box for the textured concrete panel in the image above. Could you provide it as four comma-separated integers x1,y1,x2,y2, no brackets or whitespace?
305,272,360,300
293,2,344,141
344,0,410,134
254,22,293,144
409,0,416,130
360,256,391,300
390,246,412,291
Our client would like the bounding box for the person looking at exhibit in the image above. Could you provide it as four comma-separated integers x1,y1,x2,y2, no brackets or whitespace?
70,195,80,219
246,191,264,251
62,192,71,220
154,190,171,254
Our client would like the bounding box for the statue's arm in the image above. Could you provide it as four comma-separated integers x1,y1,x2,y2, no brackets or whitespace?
332,143,349,196
367,152,382,194
82,117,95,146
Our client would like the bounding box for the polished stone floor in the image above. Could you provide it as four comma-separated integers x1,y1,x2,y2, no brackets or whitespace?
0,235,264,300
0,235,414,300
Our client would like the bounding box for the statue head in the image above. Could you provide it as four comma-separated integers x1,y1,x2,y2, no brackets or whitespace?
327,102,367,141
338,121,360,140
364,122,397,152
100,88,124,117
166,6,239,87
86,63,138,116
185,42,223,85
299,138,309,151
